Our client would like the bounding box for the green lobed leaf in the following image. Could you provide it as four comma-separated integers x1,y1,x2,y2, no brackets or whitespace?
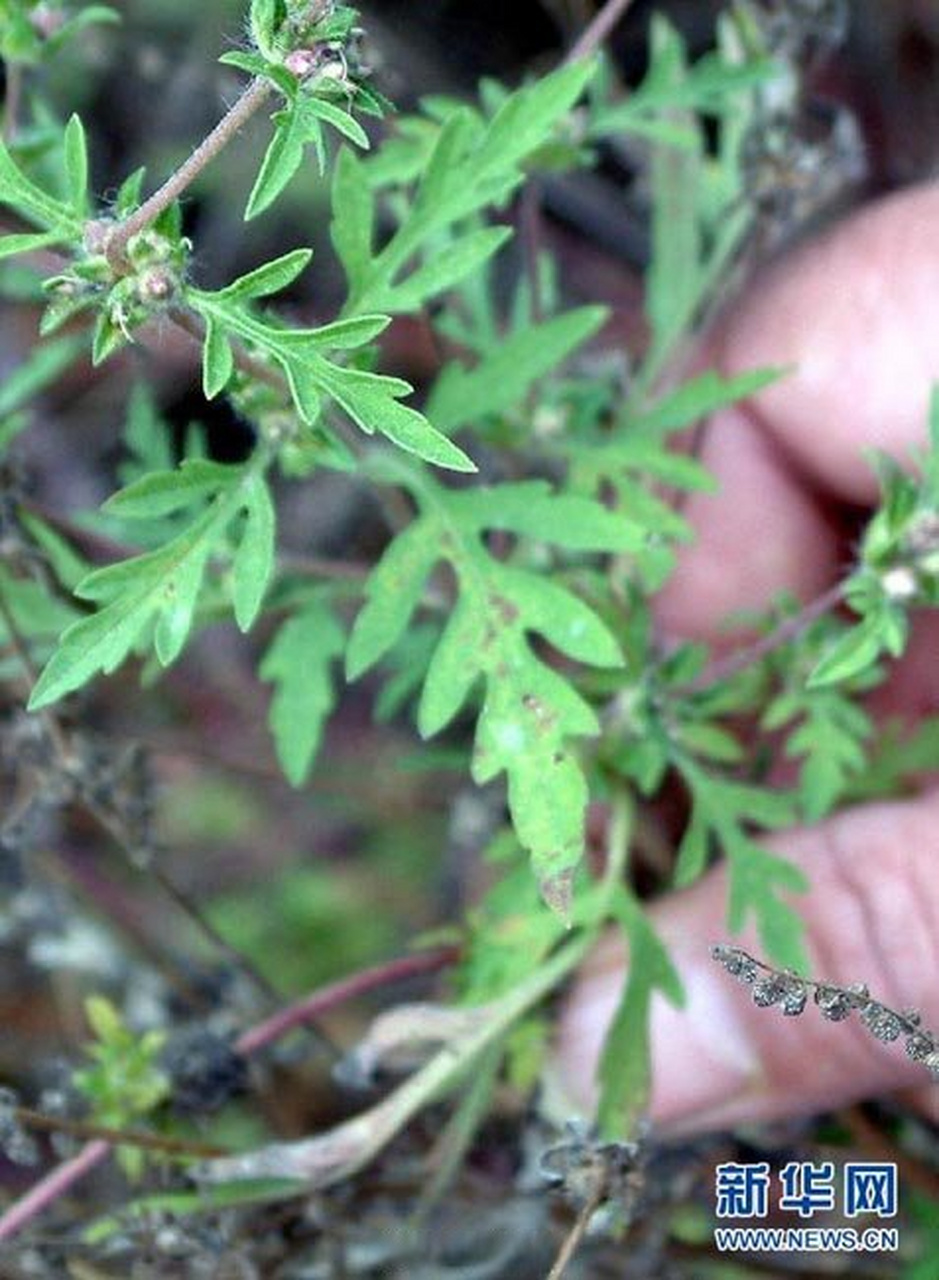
427,306,608,432
249,0,283,59
202,317,235,399
0,229,68,260
349,466,642,903
260,596,345,785
452,481,645,552
765,681,872,821
117,385,177,484
0,566,82,656
17,511,90,592
189,287,475,472
247,95,370,220
345,523,438,679
231,470,275,630
626,367,783,434
0,130,84,237
246,104,317,220
373,225,512,315
30,457,273,707
63,114,89,215
674,760,808,970
345,60,596,315
104,459,238,519
596,887,684,1138
479,58,595,179
219,49,291,88
215,248,314,302
809,611,900,687
330,147,375,297
0,332,86,424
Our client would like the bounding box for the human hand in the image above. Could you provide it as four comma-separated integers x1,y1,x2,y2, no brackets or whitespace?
555,179,939,1134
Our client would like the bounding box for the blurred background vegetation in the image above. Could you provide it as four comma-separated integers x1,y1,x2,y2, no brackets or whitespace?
2,2,939,1271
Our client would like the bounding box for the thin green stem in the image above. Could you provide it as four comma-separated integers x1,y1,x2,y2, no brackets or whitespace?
199,933,594,1187
599,790,633,907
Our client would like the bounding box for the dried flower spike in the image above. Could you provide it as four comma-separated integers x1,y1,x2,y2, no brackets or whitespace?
711,944,939,1084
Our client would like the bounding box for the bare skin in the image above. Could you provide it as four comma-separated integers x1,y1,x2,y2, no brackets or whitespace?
555,179,939,1133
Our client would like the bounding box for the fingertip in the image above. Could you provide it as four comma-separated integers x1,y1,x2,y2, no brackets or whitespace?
654,404,840,640
720,180,939,502
555,791,939,1134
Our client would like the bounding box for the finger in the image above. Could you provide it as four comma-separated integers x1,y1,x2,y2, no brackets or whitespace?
657,179,939,640
868,609,939,724
655,410,841,640
554,789,939,1133
721,180,939,503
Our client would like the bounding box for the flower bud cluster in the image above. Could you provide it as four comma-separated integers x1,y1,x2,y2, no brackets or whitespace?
711,943,939,1078
877,509,939,602
44,225,189,350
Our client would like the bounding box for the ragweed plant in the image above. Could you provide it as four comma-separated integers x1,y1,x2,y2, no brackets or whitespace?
0,0,934,1268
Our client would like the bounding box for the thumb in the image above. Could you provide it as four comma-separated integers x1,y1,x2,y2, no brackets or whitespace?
554,790,939,1133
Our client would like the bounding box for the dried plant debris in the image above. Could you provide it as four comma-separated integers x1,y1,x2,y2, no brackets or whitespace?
746,0,849,62
539,1121,645,1214
712,943,939,1076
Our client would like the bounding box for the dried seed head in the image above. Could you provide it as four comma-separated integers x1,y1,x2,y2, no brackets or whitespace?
752,974,789,1008
714,946,939,1084
905,1031,937,1063
780,977,808,1017
860,1002,904,1043
710,944,759,984
814,985,854,1021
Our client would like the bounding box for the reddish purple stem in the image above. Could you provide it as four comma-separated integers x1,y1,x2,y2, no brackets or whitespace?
0,946,459,1241
0,1139,111,1243
235,945,460,1057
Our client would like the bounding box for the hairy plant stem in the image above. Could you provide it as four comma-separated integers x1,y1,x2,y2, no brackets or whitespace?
102,76,273,267
101,77,274,269
566,0,638,64
678,581,847,695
